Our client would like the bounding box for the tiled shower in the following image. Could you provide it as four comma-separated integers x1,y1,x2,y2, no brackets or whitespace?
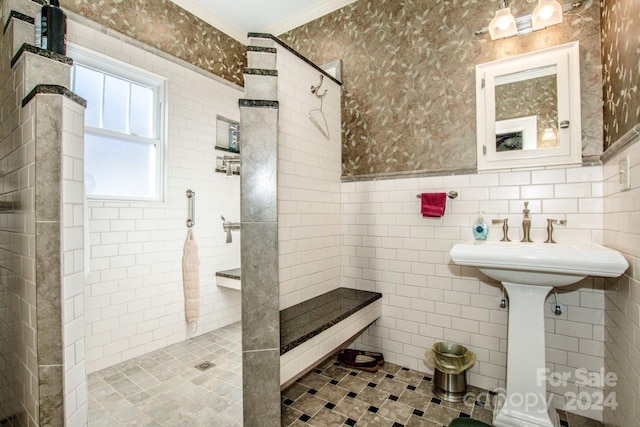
74,16,244,373
0,1,245,424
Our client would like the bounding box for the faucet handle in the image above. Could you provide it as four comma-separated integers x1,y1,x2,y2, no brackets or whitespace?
492,218,511,242
545,218,566,244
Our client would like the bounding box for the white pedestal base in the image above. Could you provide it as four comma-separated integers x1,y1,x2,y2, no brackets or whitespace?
494,403,559,427
493,282,559,427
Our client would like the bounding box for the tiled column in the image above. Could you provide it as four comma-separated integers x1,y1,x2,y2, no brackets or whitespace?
0,0,87,425
240,37,281,426
28,86,87,426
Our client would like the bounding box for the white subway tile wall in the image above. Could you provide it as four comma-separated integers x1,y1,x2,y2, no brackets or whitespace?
603,141,640,426
67,20,243,373
0,82,38,425
342,165,607,420
62,98,90,426
276,47,343,310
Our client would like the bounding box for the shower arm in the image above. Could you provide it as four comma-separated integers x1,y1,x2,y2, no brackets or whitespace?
221,216,241,243
222,157,241,176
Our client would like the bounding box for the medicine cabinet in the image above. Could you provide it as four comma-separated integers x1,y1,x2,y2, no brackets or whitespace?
476,42,581,170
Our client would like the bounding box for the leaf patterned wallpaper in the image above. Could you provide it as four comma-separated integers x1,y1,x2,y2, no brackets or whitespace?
60,0,246,86
601,0,640,149
61,0,634,175
281,0,603,177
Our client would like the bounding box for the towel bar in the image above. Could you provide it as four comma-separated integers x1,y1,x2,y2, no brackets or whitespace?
416,191,459,199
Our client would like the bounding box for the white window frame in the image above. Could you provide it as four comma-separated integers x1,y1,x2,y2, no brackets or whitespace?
69,44,168,202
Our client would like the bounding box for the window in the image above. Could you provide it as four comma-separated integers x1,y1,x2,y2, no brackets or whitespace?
70,46,166,201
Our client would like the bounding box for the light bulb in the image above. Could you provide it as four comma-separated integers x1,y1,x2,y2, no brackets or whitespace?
489,7,517,39
532,0,563,31
498,16,512,30
540,5,555,19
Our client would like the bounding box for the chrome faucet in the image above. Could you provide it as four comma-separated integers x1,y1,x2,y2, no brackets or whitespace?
545,218,566,244
221,216,241,243
492,218,511,242
521,201,533,243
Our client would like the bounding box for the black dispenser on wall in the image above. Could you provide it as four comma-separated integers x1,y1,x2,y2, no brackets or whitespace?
35,0,67,55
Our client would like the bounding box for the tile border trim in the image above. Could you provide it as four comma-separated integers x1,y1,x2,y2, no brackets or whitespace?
11,43,73,68
22,84,87,108
247,46,277,54
342,167,477,183
248,32,342,86
342,157,603,183
244,68,278,76
601,122,640,162
239,99,279,109
3,10,35,35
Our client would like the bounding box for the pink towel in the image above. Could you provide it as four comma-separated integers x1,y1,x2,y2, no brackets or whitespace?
421,193,447,217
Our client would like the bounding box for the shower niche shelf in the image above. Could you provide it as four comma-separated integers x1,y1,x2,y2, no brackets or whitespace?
214,145,239,154
216,115,240,153
215,116,240,175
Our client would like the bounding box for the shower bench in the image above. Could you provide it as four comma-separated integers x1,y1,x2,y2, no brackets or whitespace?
279,287,382,388
216,268,241,290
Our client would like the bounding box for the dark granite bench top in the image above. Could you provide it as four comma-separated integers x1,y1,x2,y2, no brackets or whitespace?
215,268,241,280
280,288,382,355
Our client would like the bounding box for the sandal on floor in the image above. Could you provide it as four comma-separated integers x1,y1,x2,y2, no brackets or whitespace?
341,349,385,366
337,350,380,372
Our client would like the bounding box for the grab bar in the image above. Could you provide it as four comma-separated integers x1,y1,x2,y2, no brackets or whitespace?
186,190,195,228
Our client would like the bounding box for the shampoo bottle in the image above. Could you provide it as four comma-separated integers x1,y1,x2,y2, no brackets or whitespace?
36,0,67,55
229,124,239,151
473,215,488,240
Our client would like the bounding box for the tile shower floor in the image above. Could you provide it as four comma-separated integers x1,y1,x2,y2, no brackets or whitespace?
88,322,242,426
89,321,601,427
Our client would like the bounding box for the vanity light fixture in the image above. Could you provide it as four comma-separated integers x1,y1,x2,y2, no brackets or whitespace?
478,1,583,40
488,0,517,40
532,0,563,30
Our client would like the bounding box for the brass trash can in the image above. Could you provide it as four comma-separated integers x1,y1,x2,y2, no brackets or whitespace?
425,342,476,402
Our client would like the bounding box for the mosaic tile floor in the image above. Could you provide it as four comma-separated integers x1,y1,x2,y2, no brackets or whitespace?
281,355,604,427
88,320,601,426
88,322,242,426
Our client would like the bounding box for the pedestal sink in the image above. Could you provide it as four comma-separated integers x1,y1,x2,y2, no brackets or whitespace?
450,241,628,427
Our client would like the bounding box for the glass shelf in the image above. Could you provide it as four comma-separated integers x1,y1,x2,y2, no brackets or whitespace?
214,145,240,154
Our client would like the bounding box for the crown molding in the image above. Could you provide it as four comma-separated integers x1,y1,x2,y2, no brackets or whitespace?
168,0,248,44
168,0,357,45
264,0,357,35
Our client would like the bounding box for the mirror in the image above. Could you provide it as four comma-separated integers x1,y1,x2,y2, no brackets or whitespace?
476,42,581,170
495,65,558,152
